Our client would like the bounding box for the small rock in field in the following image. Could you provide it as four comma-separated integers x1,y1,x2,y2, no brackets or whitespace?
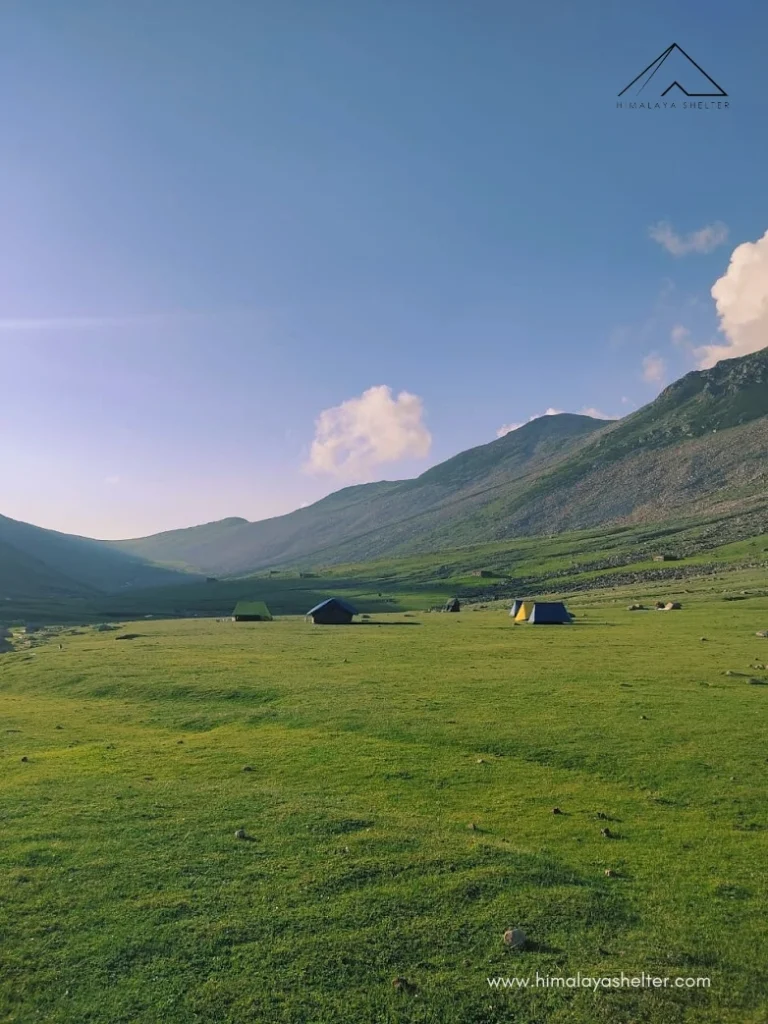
604,869,616,877
700,637,708,642
476,758,486,764
392,977,416,993
552,807,563,815
234,828,247,840
467,822,478,831
20,756,29,762
55,725,63,730
601,828,614,838
596,811,609,820
503,927,527,949
242,765,254,772
640,715,648,720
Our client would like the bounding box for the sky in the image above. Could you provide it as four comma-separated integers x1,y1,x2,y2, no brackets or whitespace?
1,0,767,539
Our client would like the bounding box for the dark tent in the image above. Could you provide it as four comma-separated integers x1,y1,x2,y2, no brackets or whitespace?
510,600,523,618
444,597,461,613
527,601,571,624
306,598,357,625
232,601,273,621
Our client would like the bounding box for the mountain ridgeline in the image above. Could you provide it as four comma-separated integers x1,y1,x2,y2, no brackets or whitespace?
2,346,767,595
113,347,768,575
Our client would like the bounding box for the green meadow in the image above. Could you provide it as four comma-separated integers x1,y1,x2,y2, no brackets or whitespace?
1,592,767,1023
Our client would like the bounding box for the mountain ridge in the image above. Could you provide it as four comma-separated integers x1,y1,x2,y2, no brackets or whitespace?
2,346,767,590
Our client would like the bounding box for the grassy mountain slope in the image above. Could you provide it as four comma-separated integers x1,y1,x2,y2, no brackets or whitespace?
454,347,768,542
114,349,768,574
115,414,608,574
0,514,195,595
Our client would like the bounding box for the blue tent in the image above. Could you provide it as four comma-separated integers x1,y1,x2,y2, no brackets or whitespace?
306,598,358,624
510,600,523,617
527,602,572,624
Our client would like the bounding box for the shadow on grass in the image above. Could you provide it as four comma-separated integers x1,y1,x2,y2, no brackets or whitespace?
520,939,564,954
352,621,422,627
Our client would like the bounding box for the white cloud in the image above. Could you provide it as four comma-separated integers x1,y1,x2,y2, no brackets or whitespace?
580,406,618,421
671,324,691,346
496,408,563,437
649,220,728,257
694,228,768,368
305,385,431,479
0,312,204,333
496,422,523,437
642,353,667,383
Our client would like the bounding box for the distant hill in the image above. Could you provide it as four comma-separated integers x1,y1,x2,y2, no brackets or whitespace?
114,413,608,574
0,514,194,603
113,347,768,574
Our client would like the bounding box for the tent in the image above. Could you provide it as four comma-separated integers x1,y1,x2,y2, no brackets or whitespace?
232,601,273,621
306,598,357,625
510,600,523,617
444,597,461,613
513,601,534,623
527,602,571,624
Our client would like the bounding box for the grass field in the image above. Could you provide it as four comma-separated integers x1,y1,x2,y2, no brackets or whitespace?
1,592,767,1022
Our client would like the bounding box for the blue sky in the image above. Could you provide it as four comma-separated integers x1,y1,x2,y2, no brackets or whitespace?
2,0,766,538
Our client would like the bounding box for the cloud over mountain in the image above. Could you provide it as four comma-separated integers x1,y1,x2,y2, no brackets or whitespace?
305,385,431,479
696,229,768,368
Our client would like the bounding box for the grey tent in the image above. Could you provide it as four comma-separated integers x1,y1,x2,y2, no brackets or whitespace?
527,602,572,624
306,598,357,625
444,597,461,613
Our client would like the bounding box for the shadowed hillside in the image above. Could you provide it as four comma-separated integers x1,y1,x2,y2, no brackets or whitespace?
0,514,196,601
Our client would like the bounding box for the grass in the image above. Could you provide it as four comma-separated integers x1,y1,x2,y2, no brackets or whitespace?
1,588,767,1022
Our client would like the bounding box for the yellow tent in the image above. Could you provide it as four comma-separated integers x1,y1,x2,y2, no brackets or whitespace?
513,601,534,623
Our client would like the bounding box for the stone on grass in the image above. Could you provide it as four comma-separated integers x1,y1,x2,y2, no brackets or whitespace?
552,807,563,815
601,827,614,838
392,977,416,993
20,756,29,762
503,927,527,949
604,869,616,877
242,765,254,772
234,828,247,840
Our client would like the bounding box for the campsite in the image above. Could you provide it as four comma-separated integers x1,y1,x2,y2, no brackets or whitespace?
1,562,767,1024
3,5,768,1021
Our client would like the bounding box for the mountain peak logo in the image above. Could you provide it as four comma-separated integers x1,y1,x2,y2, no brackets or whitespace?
619,44,727,98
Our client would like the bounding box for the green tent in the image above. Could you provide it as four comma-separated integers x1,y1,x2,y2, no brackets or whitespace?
232,601,273,621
